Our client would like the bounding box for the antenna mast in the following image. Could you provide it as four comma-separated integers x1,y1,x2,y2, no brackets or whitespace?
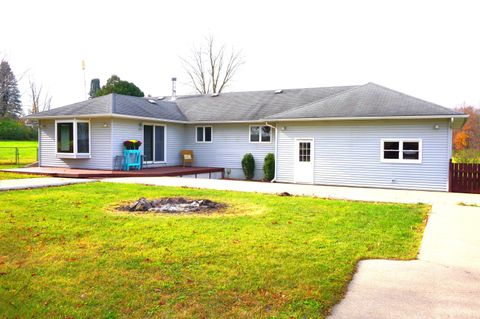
81,60,87,100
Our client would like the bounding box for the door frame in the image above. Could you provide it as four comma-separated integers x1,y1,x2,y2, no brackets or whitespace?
142,123,167,164
293,138,315,184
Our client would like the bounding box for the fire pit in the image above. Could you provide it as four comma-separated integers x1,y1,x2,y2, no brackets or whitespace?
118,197,226,214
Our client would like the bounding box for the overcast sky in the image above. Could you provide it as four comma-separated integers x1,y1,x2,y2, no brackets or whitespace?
2,0,479,113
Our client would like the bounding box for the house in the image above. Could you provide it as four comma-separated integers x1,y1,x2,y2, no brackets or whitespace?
25,82,467,191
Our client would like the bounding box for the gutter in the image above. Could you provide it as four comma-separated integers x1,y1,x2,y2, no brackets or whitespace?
24,113,189,124
25,113,468,124
264,122,278,183
259,114,469,122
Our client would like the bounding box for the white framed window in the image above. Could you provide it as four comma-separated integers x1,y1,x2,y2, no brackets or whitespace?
381,139,422,163
55,119,91,158
250,125,271,143
196,126,212,143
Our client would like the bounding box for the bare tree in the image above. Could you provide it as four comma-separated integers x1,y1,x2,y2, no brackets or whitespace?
181,36,244,94
29,78,52,114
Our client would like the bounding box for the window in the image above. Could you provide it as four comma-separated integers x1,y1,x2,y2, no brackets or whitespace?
196,126,212,143
381,139,421,163
56,120,90,157
77,122,89,153
57,122,74,153
298,142,311,162
250,125,271,143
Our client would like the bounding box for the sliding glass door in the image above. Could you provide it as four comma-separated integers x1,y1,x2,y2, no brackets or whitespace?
143,125,166,163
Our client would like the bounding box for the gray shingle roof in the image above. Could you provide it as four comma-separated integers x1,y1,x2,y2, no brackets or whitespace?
266,83,464,120
28,94,188,121
27,83,464,122
174,86,356,121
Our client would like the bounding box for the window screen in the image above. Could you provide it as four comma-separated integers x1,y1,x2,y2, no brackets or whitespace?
250,126,260,142
77,122,89,153
57,123,73,153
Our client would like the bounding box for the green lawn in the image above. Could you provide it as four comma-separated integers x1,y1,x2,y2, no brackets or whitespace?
0,183,429,318
0,171,43,180
0,140,38,165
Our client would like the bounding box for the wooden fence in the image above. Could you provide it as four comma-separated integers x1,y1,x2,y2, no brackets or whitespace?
449,160,480,194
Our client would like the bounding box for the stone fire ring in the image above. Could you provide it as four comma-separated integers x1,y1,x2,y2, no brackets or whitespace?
118,197,226,214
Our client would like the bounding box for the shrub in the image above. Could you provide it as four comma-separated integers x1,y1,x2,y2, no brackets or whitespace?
452,149,480,164
241,153,255,180
263,153,275,181
0,119,37,140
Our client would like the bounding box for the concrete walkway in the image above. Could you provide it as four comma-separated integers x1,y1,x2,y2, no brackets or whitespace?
101,176,480,206
101,177,480,318
0,177,95,191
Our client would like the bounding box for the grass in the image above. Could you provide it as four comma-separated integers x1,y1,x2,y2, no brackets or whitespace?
0,141,41,179
0,171,43,180
0,183,429,318
0,140,38,165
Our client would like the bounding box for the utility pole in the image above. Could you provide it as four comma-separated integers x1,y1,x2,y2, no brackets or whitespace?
81,60,87,100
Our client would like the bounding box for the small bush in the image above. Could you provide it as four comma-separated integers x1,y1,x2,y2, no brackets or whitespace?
452,149,480,164
241,153,255,180
0,119,37,140
263,153,275,181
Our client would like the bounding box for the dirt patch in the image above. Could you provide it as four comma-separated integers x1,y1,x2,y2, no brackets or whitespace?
117,197,226,214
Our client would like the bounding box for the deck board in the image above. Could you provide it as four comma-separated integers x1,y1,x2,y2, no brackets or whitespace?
2,166,224,179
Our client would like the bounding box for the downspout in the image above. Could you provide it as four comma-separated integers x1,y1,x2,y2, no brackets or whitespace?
264,122,278,183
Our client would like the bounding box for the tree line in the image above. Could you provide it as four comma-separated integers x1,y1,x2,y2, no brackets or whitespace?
453,105,480,163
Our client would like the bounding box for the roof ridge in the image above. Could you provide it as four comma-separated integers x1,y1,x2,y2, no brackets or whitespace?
164,84,358,99
264,84,365,119
170,101,189,121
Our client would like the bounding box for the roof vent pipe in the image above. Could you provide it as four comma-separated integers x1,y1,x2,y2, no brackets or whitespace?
171,77,177,101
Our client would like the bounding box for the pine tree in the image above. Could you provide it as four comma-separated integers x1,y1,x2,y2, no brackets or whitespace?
0,61,22,118
89,78,101,98
96,75,144,97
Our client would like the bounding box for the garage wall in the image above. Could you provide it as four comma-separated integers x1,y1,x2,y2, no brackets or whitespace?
276,119,451,191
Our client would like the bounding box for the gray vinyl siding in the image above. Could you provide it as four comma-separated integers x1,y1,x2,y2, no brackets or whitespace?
39,118,113,169
184,124,275,179
276,119,451,191
111,119,186,168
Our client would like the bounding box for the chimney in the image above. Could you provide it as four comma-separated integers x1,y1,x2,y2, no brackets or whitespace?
171,77,177,101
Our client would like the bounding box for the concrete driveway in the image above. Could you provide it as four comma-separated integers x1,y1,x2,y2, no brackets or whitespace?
329,203,480,319
101,177,480,318
0,177,95,191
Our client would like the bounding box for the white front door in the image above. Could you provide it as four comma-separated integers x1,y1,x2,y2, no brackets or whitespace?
294,138,314,184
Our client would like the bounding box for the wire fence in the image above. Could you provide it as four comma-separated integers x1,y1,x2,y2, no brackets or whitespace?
0,147,38,165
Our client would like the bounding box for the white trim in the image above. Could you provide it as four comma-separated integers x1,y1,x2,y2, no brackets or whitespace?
264,122,278,182
26,113,468,124
262,115,468,123
380,138,422,164
293,138,315,184
37,123,42,166
249,125,272,143
195,126,213,143
143,123,167,164
29,113,189,123
55,119,91,159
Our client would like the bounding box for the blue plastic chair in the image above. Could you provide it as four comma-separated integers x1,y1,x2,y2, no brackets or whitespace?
123,149,141,171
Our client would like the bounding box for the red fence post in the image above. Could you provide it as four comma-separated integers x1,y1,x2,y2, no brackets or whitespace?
448,159,453,192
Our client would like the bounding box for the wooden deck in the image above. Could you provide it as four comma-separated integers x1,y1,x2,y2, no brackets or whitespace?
3,166,225,179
